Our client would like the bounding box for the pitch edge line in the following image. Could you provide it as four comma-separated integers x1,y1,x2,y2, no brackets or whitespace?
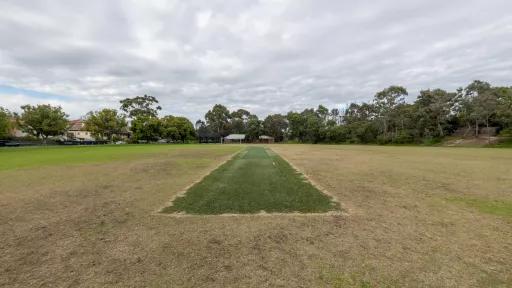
151,147,244,216
274,148,349,216
151,145,348,218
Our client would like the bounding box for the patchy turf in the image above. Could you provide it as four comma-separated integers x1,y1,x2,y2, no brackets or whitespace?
2,144,512,287
0,144,226,171
162,146,339,214
447,196,512,218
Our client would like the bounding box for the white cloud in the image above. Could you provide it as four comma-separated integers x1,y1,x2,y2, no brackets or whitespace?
196,10,212,28
0,0,511,121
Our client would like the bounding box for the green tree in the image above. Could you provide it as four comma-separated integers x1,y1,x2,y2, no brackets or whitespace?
330,108,341,124
304,109,323,143
495,87,512,131
245,115,262,141
196,120,216,143
316,105,329,123
286,108,323,143
205,104,231,138
230,109,251,134
161,115,196,142
120,94,161,118
263,114,288,142
415,89,456,138
0,107,12,139
324,125,349,143
84,109,127,141
373,86,408,141
458,80,493,136
391,103,417,143
343,103,378,143
19,104,68,142
286,111,306,142
130,116,163,142
473,90,498,141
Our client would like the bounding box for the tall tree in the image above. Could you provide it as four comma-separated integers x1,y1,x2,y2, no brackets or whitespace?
19,104,68,142
84,109,127,141
196,120,216,143
205,104,231,138
458,80,493,136
245,115,262,141
0,107,12,139
286,111,306,142
343,103,378,143
263,114,288,142
195,119,205,131
287,108,323,143
373,86,408,141
230,109,251,134
120,94,161,118
316,105,329,123
330,108,341,125
415,89,456,137
495,86,512,132
473,90,498,141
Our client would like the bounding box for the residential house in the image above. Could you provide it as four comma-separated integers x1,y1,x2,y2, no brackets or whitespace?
68,119,94,141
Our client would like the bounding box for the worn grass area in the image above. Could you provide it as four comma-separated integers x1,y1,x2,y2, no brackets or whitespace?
270,144,512,287
0,144,217,170
162,146,338,214
447,196,512,218
2,144,512,287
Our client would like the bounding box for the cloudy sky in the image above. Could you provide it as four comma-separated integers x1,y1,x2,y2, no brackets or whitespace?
1,0,511,121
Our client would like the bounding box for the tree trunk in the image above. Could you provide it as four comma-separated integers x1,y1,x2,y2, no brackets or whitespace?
486,117,490,144
437,117,444,137
464,123,471,137
475,121,479,137
383,119,388,139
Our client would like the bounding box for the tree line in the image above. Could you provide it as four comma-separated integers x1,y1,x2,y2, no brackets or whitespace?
0,95,196,143
1,80,511,144
197,80,511,144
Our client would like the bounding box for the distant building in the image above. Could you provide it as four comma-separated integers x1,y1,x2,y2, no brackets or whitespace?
68,120,94,141
224,134,246,144
258,135,274,144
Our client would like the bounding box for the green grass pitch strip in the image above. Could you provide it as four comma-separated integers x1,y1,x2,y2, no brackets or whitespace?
162,146,340,215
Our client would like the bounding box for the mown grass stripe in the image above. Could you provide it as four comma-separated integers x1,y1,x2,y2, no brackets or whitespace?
161,146,340,215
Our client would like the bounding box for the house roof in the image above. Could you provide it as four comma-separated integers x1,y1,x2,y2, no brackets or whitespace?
224,134,246,140
68,120,86,131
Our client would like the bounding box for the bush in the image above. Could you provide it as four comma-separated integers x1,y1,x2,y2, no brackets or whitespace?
392,131,414,144
422,137,442,146
376,135,391,145
499,128,512,137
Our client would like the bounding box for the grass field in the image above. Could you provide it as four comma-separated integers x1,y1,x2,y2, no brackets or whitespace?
162,146,338,214
0,144,221,171
1,144,512,287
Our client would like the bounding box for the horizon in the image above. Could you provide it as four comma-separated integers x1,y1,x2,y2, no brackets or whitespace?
1,0,512,121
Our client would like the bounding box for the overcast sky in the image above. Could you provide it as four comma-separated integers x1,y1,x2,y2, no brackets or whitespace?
1,0,511,121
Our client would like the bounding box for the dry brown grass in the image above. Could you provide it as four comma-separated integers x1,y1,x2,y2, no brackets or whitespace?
1,144,512,287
